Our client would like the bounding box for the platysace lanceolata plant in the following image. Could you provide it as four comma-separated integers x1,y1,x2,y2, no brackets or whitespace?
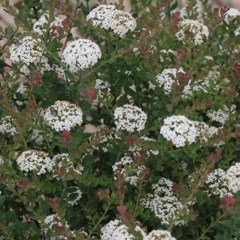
1,0,240,239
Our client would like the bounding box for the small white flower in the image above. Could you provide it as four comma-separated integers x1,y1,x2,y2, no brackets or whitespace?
114,104,147,132
224,8,240,24
206,105,236,125
44,214,70,239
16,150,54,175
87,4,136,37
33,14,65,36
205,168,232,198
194,121,219,143
144,230,176,240
53,153,84,178
61,39,101,72
112,154,147,186
9,36,44,75
0,116,18,136
141,178,191,226
175,19,209,45
100,219,135,240
44,100,83,132
155,68,190,95
226,162,240,193
95,79,112,102
67,186,83,206
160,115,197,148
89,126,121,152
30,129,44,145
103,10,137,38
86,4,116,27
13,82,27,106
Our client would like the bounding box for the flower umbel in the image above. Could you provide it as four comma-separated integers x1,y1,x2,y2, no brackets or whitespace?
114,104,147,132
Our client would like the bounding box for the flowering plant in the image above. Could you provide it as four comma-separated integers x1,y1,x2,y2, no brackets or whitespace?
1,0,240,239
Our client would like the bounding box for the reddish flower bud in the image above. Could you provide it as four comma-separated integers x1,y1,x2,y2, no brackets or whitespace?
215,148,222,156
62,18,72,31
172,182,181,193
59,5,68,14
96,189,107,200
29,72,42,87
54,224,64,234
16,179,28,190
176,49,185,58
49,197,60,205
171,11,182,21
117,205,129,217
83,88,98,102
221,195,236,208
234,64,240,71
28,99,37,110
235,53,240,60
124,135,137,146
182,73,191,81
59,130,72,147
205,99,213,107
55,169,65,178
209,148,222,162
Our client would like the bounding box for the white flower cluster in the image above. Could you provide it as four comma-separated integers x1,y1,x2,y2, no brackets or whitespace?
141,178,190,226
95,79,112,103
67,186,83,206
33,14,65,36
224,8,240,24
225,162,240,193
61,39,101,72
206,105,236,125
30,129,44,145
189,70,220,95
128,136,159,157
224,8,240,35
44,100,83,132
160,115,197,148
53,153,84,178
100,219,135,240
144,230,176,240
44,214,66,229
13,82,27,106
16,150,54,175
114,104,147,132
175,19,209,46
100,219,176,240
205,168,232,198
155,68,191,95
9,36,44,75
112,154,147,186
87,4,137,37
89,126,121,152
44,214,72,240
0,116,18,136
194,121,219,143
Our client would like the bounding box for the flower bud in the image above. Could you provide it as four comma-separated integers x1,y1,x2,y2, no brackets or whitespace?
205,99,213,107
59,130,72,147
220,195,236,208
28,99,37,110
83,87,98,102
29,72,42,87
